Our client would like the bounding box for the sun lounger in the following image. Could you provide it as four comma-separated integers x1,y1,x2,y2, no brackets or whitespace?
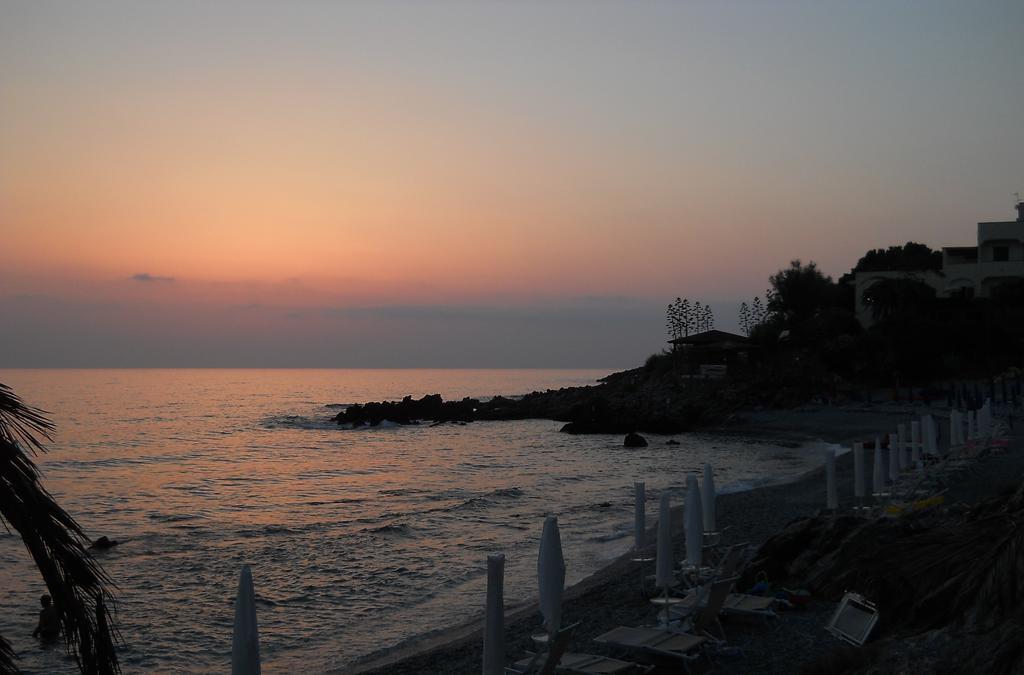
720,593,778,619
670,576,735,641
593,626,708,672
670,585,778,621
513,652,650,674
508,622,577,675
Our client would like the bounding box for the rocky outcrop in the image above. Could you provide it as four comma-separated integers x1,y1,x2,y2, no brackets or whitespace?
332,362,742,433
623,432,648,447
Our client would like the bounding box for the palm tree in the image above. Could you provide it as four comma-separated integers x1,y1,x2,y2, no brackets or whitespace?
0,383,119,674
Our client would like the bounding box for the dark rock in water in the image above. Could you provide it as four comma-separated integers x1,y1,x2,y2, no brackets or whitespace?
666,439,680,445
623,432,648,447
90,536,119,550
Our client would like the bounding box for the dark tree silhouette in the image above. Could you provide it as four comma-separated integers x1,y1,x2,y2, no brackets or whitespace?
862,277,937,321
751,296,765,326
0,383,120,674
739,302,751,335
768,260,835,326
853,242,942,273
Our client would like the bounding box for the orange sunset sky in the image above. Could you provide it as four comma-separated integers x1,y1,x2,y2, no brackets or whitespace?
2,1,1022,366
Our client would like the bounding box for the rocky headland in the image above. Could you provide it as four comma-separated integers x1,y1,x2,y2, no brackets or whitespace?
332,362,758,434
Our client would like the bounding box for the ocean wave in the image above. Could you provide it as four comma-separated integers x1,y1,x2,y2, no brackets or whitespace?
445,486,524,512
262,415,338,430
147,513,205,523
360,523,413,536
589,529,630,543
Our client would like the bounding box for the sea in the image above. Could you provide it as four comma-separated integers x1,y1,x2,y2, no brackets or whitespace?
0,369,833,673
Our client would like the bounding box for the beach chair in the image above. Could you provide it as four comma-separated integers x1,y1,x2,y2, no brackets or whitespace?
670,576,735,641
512,651,652,674
670,579,779,622
712,543,749,579
593,626,709,673
719,593,778,620
507,622,577,675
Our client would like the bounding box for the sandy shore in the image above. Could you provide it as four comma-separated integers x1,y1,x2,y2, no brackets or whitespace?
341,402,1022,675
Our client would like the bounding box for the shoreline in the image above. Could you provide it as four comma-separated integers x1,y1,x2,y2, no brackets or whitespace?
340,402,945,674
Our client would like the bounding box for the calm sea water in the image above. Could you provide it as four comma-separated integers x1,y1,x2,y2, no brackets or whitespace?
0,369,830,673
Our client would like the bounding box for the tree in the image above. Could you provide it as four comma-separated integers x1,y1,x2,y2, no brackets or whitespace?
768,260,836,327
680,299,692,337
853,242,942,273
705,304,715,331
751,296,765,326
861,277,937,322
0,383,119,673
739,302,751,336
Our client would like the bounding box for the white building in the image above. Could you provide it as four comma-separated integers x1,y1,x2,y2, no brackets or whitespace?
855,200,1024,325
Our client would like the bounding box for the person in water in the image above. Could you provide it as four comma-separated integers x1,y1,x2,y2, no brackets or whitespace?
32,595,59,640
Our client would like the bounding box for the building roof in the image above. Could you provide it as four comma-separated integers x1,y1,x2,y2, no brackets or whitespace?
669,329,750,347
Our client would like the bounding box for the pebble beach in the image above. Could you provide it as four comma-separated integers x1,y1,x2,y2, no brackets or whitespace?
347,402,1022,675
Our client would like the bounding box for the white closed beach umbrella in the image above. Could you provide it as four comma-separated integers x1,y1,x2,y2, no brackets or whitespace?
634,482,646,551
924,415,937,455
655,492,673,590
872,442,885,496
232,565,261,675
483,554,505,675
825,448,838,511
701,464,717,533
538,515,566,638
897,424,907,470
684,473,703,569
853,442,865,500
888,433,899,482
911,421,922,465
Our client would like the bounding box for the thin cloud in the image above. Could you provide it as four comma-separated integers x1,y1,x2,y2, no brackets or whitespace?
130,273,175,283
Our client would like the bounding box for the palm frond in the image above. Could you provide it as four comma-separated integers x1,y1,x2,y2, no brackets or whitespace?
0,633,16,673
0,382,120,674
0,384,54,454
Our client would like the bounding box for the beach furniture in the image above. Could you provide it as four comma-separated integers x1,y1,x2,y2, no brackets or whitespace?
511,650,650,675
825,592,879,646
632,483,653,595
712,543,748,580
718,592,778,620
684,473,703,570
825,448,838,511
853,442,865,511
509,622,577,675
539,516,566,640
668,576,735,641
484,554,506,675
669,581,778,623
593,626,708,673
232,566,261,675
701,464,717,536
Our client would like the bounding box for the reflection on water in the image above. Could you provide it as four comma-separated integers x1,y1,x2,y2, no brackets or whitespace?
0,369,826,673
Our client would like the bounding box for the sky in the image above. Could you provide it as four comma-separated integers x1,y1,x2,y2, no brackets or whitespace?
2,1,1023,367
